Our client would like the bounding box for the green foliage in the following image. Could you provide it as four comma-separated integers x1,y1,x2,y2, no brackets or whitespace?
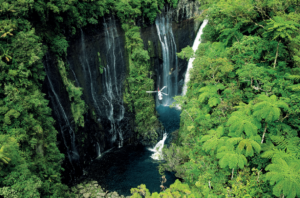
98,52,104,74
0,0,181,195
158,143,188,178
265,158,300,198
253,94,289,123
217,150,247,170
263,16,300,41
130,180,196,197
57,59,86,128
49,35,69,56
227,111,260,137
123,22,161,144
0,9,68,196
161,0,300,196
176,45,194,60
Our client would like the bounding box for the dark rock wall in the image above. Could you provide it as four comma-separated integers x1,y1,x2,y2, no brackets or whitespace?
43,0,202,184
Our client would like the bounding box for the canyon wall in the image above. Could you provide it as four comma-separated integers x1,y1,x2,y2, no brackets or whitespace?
43,0,202,183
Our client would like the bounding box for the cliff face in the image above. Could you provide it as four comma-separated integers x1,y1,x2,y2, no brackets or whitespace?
43,0,202,183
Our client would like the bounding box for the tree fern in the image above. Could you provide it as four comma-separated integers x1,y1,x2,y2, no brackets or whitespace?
234,101,254,116
253,94,289,143
217,150,247,170
265,158,300,198
201,126,226,155
253,94,289,123
263,16,300,41
227,111,260,137
261,135,300,159
236,138,261,157
198,85,224,107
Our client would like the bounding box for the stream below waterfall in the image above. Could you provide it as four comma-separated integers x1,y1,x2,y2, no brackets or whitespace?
82,105,181,196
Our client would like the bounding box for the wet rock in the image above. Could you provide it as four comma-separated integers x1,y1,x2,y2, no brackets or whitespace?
97,192,106,196
83,193,91,198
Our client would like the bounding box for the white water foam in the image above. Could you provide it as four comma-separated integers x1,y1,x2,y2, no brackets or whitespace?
96,142,101,158
182,19,209,96
155,9,178,106
149,133,168,160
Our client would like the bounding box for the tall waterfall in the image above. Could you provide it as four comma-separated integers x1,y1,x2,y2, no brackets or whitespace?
155,9,178,106
44,53,79,166
76,16,125,148
182,19,209,96
103,17,125,148
79,28,102,117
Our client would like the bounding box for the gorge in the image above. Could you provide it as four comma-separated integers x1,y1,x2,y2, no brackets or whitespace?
2,0,297,197
43,0,202,186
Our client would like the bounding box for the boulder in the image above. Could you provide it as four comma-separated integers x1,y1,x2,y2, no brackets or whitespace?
83,193,91,198
77,185,84,189
97,192,106,196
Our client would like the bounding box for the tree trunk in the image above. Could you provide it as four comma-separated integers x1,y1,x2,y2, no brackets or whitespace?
231,168,234,180
261,123,268,144
273,41,280,68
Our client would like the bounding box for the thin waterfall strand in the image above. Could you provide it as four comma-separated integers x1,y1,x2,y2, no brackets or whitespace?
182,20,209,96
103,17,125,147
44,54,78,165
80,29,102,117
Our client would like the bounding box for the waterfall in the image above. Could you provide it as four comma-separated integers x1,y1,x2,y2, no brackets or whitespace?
96,142,101,158
155,9,178,106
44,54,79,166
79,29,102,117
149,133,168,160
182,19,209,96
78,20,125,148
103,17,125,148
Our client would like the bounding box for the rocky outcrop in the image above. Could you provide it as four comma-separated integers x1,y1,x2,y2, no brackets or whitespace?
72,181,129,198
175,0,202,29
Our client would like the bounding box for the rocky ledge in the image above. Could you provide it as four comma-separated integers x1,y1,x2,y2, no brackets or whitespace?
71,181,130,198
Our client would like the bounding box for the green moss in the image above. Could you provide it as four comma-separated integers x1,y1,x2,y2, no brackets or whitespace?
157,39,163,60
57,59,86,129
148,40,155,58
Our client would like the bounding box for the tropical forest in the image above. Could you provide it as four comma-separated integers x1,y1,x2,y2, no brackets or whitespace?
0,0,300,197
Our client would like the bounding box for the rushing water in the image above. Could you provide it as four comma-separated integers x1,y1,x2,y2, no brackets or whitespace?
149,133,168,160
103,17,126,147
182,19,209,96
83,106,180,196
155,9,178,106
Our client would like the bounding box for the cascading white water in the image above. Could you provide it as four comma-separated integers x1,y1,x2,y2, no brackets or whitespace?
78,20,125,148
182,19,209,96
103,17,125,147
155,9,178,106
96,142,101,158
79,29,102,117
148,133,168,160
44,54,79,165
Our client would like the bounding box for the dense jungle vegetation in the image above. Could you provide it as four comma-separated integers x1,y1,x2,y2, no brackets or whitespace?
139,0,300,197
1,0,300,197
0,0,176,197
